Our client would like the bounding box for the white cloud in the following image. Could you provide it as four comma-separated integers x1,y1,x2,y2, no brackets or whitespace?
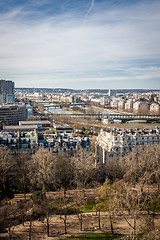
0,0,160,88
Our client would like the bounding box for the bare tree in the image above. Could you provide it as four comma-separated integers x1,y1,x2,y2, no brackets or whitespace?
123,145,160,220
73,190,86,231
16,153,31,198
73,150,96,189
0,204,19,239
114,180,150,240
0,146,14,199
105,156,126,181
35,199,52,237
29,149,55,199
53,152,74,197
123,145,160,187
107,145,160,239
60,211,67,234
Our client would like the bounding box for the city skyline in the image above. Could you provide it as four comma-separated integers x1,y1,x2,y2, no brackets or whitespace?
0,0,160,89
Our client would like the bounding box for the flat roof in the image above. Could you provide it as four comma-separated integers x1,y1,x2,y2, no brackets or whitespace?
19,120,51,125
53,124,73,129
3,125,38,131
0,105,25,108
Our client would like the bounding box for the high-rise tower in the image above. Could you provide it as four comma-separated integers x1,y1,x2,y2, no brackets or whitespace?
0,80,15,104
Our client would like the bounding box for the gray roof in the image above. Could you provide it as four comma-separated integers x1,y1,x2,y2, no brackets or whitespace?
3,125,38,131
19,120,51,125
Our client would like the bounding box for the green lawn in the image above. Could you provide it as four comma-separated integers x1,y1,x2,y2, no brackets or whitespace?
80,200,96,212
63,233,120,240
142,196,160,212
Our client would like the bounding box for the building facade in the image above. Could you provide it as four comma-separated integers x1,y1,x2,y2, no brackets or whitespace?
96,127,160,164
0,121,91,154
108,89,116,97
0,105,27,126
150,103,160,114
0,80,14,104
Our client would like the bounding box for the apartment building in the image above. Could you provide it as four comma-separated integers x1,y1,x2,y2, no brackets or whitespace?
96,127,160,164
133,101,150,113
118,99,126,110
0,80,14,104
0,121,91,154
125,100,133,111
0,105,27,126
150,103,160,114
2,125,38,150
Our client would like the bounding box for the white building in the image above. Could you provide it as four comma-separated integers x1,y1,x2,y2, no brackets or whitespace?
133,101,150,113
100,97,110,106
150,103,160,114
118,99,126,110
110,98,119,108
96,127,160,164
125,100,133,111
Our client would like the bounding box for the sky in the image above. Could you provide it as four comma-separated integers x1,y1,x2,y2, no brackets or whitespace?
0,0,160,89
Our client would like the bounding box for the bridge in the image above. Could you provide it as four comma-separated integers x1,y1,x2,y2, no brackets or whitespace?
51,113,160,123
104,114,160,123
45,104,62,109
69,103,91,107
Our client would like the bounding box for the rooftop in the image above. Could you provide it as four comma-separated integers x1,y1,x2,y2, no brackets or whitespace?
101,127,160,135
3,125,38,131
19,120,51,125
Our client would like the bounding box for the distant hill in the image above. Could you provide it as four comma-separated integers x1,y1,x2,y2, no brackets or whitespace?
15,88,160,94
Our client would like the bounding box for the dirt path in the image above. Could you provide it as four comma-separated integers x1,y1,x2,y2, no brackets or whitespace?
1,190,160,240
1,211,160,240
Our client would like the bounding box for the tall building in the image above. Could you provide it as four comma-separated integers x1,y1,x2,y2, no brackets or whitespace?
0,105,27,126
108,89,116,97
0,80,14,104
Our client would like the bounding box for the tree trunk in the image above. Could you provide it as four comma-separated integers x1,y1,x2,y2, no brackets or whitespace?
47,213,50,237
80,214,83,231
109,211,114,235
29,220,32,240
42,182,46,200
133,216,137,240
63,188,66,198
8,225,12,240
64,214,67,234
79,213,83,231
98,209,101,229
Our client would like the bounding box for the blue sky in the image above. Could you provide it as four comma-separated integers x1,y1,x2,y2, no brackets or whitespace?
0,0,160,89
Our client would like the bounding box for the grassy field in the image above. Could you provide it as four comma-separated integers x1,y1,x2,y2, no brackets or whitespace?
63,233,120,240
80,200,97,212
